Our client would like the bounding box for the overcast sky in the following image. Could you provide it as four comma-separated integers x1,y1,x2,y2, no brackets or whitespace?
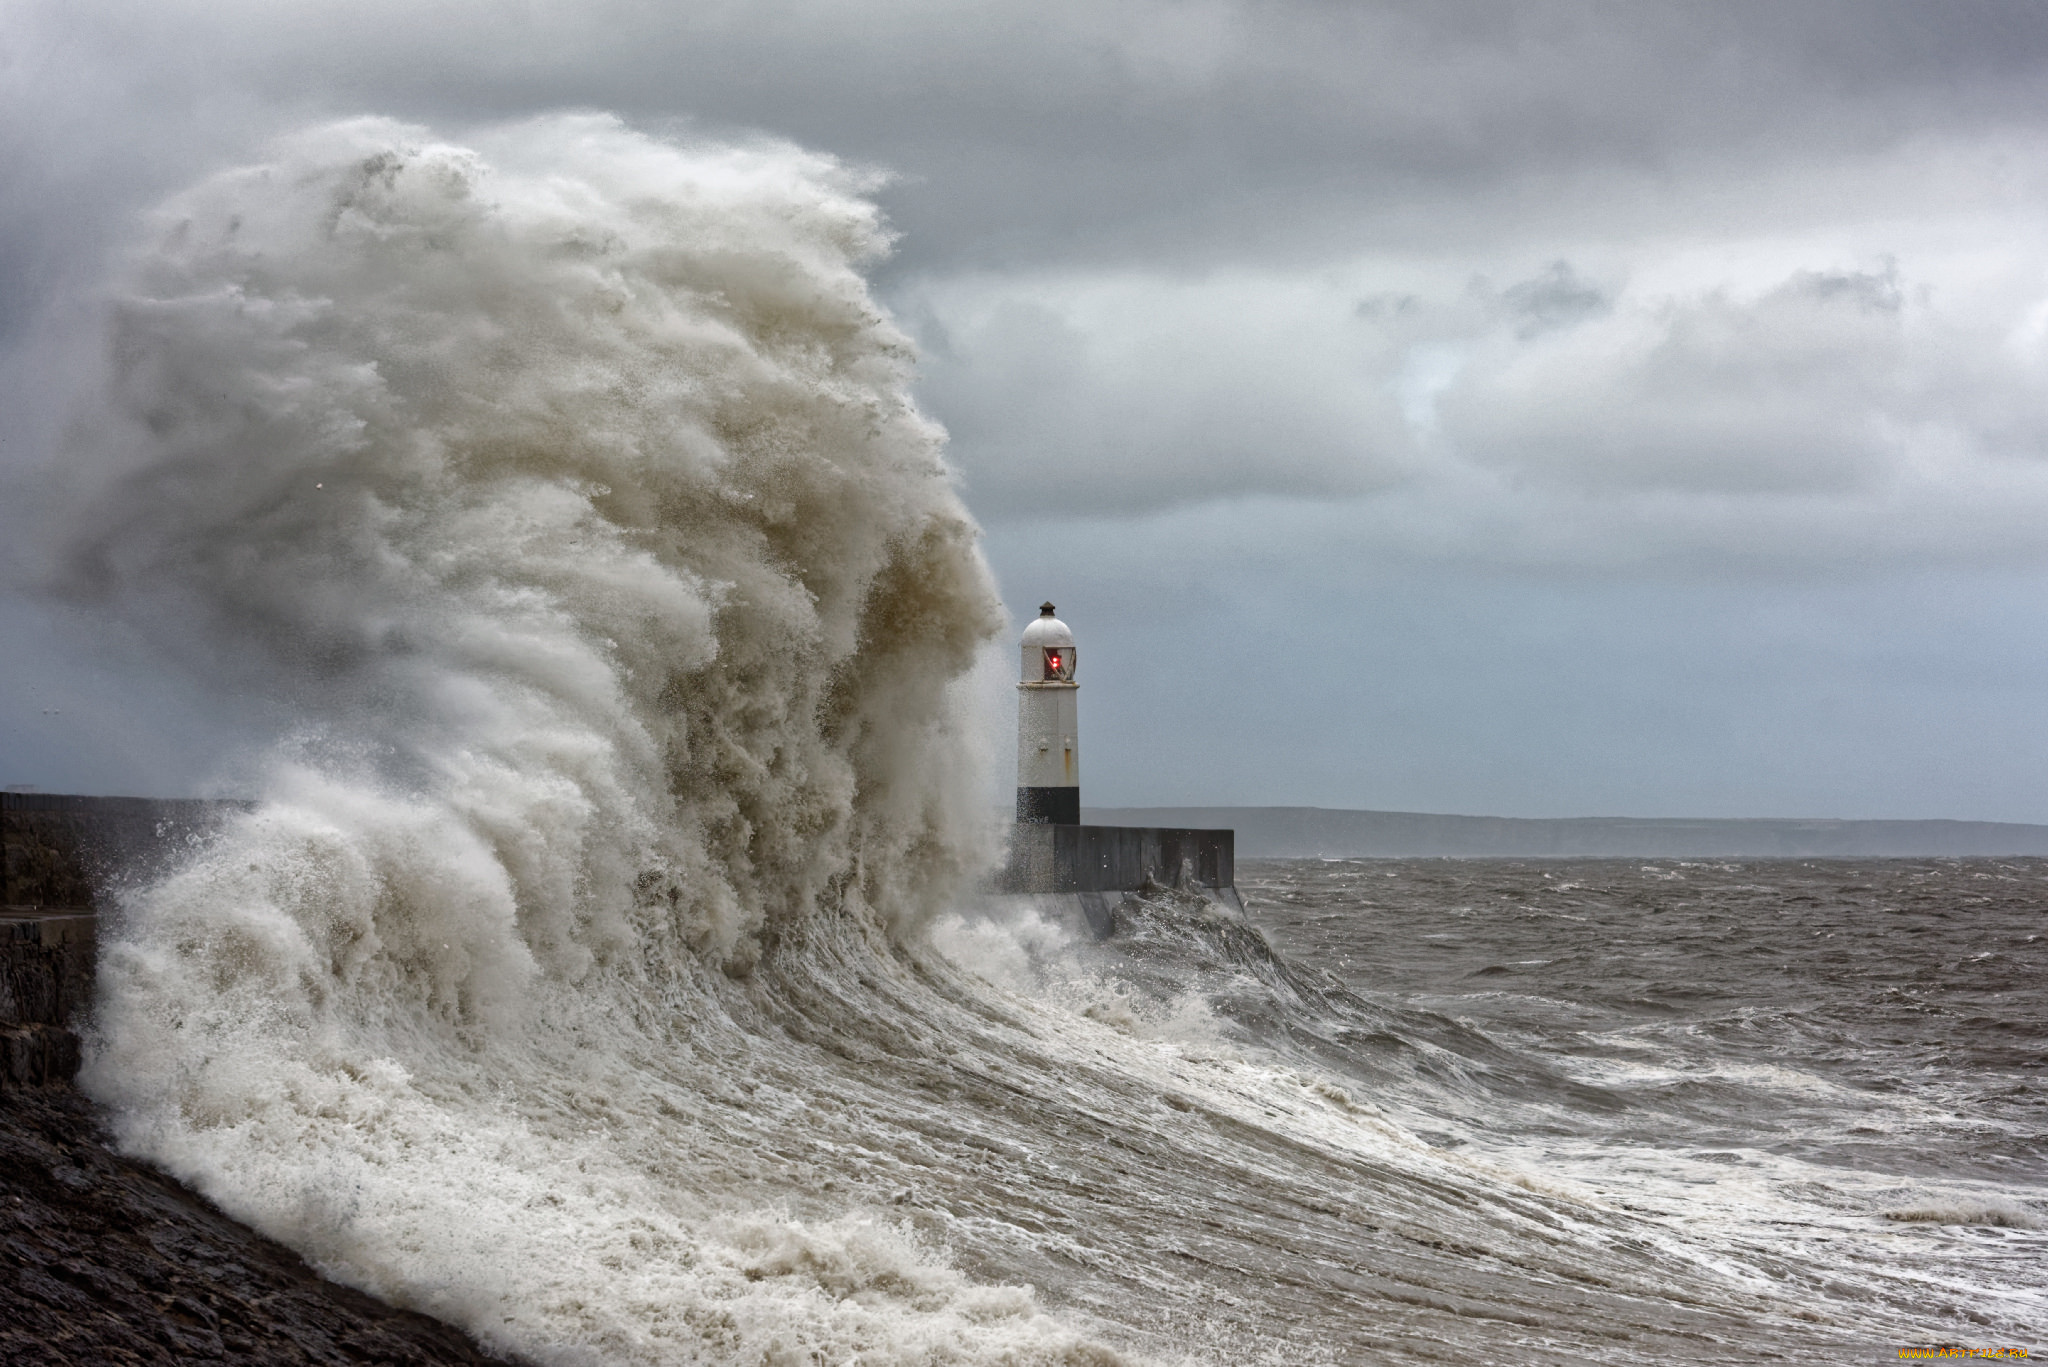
10,1,2048,819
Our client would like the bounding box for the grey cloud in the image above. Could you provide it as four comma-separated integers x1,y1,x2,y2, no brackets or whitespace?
1785,264,1905,313
985,513,2048,820
914,245,2048,526
1438,261,1954,495
14,0,2048,811
1355,293,1420,321
14,1,2048,287
1499,262,1610,338
912,290,1414,518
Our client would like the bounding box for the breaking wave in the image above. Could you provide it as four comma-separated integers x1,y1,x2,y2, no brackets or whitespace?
61,114,1102,1363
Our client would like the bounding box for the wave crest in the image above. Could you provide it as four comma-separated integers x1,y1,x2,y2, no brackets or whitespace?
70,115,1036,1365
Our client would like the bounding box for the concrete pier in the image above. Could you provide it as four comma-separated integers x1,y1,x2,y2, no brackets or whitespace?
1001,823,1234,895
996,822,1240,937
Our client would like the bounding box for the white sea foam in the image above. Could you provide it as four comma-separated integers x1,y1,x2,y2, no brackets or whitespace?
66,113,1136,1365
1884,1199,2044,1230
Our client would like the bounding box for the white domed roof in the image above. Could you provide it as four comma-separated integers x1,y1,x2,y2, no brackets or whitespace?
1020,602,1073,649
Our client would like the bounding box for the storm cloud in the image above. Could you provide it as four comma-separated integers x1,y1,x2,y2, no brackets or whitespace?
9,0,2048,817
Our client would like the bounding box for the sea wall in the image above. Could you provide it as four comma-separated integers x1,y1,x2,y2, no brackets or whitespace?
0,913,94,1087
1,793,243,1086
2,792,244,912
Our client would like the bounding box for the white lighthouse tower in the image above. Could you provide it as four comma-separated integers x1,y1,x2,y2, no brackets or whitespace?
1016,602,1079,824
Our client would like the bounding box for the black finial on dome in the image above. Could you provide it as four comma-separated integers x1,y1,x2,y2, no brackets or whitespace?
1040,601,1056,617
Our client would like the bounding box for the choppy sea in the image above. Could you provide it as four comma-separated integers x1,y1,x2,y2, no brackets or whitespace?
1051,856,2048,1363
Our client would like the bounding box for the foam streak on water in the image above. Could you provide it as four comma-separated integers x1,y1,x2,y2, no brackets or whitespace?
53,116,2047,1365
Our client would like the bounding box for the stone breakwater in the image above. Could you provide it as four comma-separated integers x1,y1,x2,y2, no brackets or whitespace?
0,794,522,1366
0,913,91,1088
1,792,243,912
2,792,239,1089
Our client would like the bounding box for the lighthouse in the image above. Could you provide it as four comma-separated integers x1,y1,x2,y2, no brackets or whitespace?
1016,602,1079,824
999,599,1239,933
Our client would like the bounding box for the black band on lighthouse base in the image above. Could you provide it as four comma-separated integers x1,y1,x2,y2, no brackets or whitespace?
1016,786,1080,825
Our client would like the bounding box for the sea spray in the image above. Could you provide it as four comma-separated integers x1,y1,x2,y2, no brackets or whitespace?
61,114,1129,1364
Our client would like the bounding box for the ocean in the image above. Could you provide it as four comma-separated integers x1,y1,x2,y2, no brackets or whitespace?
1224,858,2048,1360
55,114,2046,1364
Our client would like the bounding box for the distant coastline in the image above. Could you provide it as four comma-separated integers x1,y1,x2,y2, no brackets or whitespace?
1083,806,2048,859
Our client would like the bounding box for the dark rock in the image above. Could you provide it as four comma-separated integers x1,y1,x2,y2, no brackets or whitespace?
0,1025,81,1088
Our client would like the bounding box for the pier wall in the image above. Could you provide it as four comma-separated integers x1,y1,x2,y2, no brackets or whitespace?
995,823,1240,937
2,792,244,912
999,823,1234,896
1,793,243,1085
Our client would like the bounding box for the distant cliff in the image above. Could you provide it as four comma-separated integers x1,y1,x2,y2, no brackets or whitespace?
1084,806,2048,858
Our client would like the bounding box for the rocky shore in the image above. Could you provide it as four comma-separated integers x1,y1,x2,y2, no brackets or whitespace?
2,795,520,1366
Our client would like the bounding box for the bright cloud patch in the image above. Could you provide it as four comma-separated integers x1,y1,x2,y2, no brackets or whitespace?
909,218,2048,565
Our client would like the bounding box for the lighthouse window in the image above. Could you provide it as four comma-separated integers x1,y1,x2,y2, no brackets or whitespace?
1043,648,1070,680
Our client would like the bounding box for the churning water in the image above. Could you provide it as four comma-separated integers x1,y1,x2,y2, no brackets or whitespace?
50,116,2045,1363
